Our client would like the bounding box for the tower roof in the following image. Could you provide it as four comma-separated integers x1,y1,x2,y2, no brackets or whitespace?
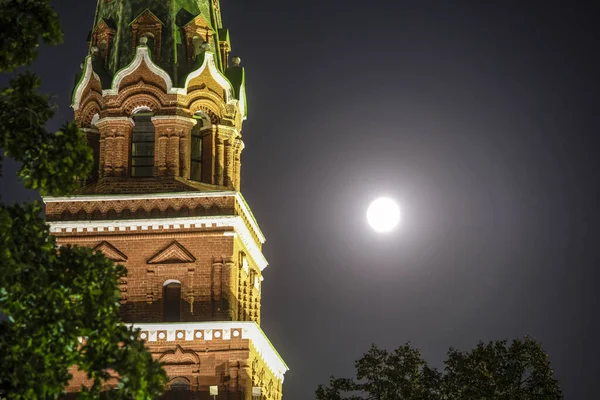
88,0,235,89
72,0,248,194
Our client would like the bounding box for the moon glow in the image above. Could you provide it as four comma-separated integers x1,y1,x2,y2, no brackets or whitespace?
367,197,401,233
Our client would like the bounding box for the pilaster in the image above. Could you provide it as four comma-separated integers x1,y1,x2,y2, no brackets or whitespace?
151,116,196,178
95,117,134,178
215,135,225,186
212,257,223,318
228,362,240,392
223,256,238,320
202,126,217,184
234,139,244,191
225,139,234,188
82,127,101,184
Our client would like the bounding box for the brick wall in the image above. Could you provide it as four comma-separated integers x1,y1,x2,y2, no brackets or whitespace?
65,337,283,400
54,227,265,324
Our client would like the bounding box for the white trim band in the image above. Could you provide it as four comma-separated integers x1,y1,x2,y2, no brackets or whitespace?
46,215,268,271
134,321,288,381
43,191,265,244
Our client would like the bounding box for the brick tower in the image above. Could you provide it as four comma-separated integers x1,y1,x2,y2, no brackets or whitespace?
43,1,287,398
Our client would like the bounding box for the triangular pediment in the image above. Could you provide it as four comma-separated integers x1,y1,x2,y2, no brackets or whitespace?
147,241,195,264
130,9,164,27
93,241,127,262
185,14,212,30
93,18,116,34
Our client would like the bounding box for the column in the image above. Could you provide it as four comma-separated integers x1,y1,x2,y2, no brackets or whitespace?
167,134,179,175
228,362,240,393
175,117,196,179
234,139,244,191
215,136,225,186
179,129,190,179
202,125,216,184
98,131,106,178
152,116,195,177
222,256,237,320
240,361,253,400
187,266,195,315
82,128,100,183
224,139,234,188
212,258,223,318
103,132,114,176
95,117,134,177
156,127,169,176
114,123,133,177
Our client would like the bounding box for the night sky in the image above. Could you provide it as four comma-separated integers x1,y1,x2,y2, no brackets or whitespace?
1,1,599,398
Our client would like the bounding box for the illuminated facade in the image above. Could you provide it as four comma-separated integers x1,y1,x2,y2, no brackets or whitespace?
43,1,287,398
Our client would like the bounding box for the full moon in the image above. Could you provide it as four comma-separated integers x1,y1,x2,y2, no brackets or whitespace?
367,197,401,233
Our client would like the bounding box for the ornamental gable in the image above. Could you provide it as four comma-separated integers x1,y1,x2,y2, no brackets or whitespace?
93,241,127,262
147,241,196,264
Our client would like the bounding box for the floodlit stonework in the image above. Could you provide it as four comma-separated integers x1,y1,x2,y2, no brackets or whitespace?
43,1,287,398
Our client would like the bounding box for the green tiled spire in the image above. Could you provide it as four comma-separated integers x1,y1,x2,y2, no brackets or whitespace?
90,0,233,88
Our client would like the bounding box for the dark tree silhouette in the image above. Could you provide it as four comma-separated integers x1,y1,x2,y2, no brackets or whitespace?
0,1,167,398
316,337,562,400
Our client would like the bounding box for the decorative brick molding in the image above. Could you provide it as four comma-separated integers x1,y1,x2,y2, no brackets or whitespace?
104,45,173,97
44,191,265,243
93,241,128,262
72,46,246,190
47,215,267,271
95,117,134,177
135,321,288,382
147,241,196,264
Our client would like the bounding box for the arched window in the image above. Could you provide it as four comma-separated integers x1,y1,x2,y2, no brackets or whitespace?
169,377,190,391
190,112,209,182
163,281,181,322
131,111,155,177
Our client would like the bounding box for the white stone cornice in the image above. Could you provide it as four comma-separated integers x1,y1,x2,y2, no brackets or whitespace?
103,45,174,97
72,56,101,110
134,321,289,381
43,191,238,203
235,192,265,244
46,215,268,271
43,191,266,244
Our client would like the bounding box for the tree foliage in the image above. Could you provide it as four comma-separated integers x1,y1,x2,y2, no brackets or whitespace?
0,0,63,71
0,203,166,399
316,338,562,400
0,72,93,195
443,338,563,400
0,0,167,398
